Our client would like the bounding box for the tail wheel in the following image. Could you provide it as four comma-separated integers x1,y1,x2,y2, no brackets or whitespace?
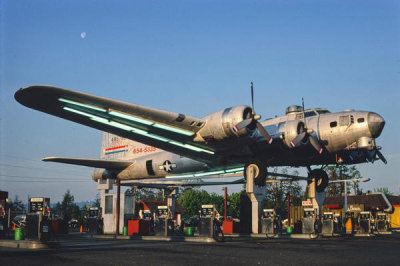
308,169,329,193
244,161,267,187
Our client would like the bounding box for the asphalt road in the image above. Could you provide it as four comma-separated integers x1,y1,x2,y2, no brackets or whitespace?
1,233,399,265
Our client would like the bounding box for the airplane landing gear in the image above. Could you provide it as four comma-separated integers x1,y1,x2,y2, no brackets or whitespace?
244,161,267,187
308,169,329,193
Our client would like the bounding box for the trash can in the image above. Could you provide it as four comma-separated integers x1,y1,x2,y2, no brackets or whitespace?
51,220,59,234
286,226,293,234
186,227,194,236
123,226,128,236
15,228,23,240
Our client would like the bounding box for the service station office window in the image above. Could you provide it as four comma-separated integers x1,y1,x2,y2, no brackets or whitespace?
105,195,113,214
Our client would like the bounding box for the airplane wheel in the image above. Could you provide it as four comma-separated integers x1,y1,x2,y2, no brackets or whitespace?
244,161,267,187
308,169,329,193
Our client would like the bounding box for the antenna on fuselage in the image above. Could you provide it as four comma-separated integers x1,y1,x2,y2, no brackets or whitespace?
302,97,307,129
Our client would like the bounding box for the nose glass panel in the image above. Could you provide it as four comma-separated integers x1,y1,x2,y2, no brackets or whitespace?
367,112,385,138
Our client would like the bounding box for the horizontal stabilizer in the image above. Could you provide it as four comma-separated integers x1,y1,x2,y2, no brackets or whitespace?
42,157,133,169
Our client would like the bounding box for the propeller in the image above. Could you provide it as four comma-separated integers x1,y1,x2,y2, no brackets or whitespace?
233,82,273,144
376,149,387,164
290,98,323,154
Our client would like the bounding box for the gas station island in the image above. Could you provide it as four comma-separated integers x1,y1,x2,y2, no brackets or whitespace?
1,173,400,248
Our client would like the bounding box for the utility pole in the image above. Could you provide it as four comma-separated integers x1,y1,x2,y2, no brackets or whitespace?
287,193,290,227
224,187,227,220
116,179,120,235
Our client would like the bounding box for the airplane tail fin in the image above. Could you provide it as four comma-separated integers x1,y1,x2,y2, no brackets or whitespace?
42,133,160,170
101,132,161,160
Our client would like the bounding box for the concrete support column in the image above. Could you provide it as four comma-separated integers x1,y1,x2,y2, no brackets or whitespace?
308,178,325,217
246,166,266,234
116,179,120,235
165,188,178,218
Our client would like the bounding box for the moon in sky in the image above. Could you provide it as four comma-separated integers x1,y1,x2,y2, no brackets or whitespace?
80,32,86,39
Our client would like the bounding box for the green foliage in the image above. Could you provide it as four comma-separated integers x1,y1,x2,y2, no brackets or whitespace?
178,189,202,220
93,193,101,208
178,188,224,220
53,190,81,221
227,192,241,218
8,195,25,211
125,187,163,201
373,187,393,196
325,165,362,196
263,168,304,219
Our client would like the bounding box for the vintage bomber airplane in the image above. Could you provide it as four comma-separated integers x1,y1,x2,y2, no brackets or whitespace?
14,84,386,192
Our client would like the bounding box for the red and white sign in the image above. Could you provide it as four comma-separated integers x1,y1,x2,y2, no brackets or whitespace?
302,200,313,206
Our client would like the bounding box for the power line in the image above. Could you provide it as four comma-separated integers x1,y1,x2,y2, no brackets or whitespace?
0,174,91,182
1,180,92,183
0,162,91,176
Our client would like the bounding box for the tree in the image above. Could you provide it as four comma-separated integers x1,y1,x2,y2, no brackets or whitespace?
373,187,393,196
125,187,163,201
177,188,225,220
227,192,241,218
263,168,303,219
93,193,101,208
178,189,203,220
54,190,81,221
325,165,362,196
9,195,25,211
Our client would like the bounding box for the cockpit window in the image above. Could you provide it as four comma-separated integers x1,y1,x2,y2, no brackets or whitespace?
316,110,330,114
304,111,317,118
357,118,365,123
330,121,337,128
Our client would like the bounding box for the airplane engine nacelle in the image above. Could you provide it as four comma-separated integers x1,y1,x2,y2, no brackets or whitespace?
196,105,253,141
92,168,118,180
280,120,306,148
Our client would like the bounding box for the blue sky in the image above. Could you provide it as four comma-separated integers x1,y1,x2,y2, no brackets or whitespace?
1,0,399,202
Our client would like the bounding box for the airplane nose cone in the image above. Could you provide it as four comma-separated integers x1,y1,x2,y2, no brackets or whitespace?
368,112,385,138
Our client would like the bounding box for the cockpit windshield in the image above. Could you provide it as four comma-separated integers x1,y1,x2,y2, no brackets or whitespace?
304,111,317,118
316,109,330,114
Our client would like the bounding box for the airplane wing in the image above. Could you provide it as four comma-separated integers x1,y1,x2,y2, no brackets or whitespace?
15,86,215,164
118,170,310,189
42,157,133,169
120,177,244,188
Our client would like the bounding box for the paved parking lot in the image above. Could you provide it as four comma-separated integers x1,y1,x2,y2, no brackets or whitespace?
1,233,399,265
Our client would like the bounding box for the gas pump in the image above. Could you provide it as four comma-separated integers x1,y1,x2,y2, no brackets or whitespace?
358,211,372,234
26,197,51,241
261,209,279,236
198,205,216,238
321,212,334,235
0,191,8,237
375,212,389,233
87,207,103,234
154,206,173,236
302,208,316,235
344,212,355,235
333,214,342,234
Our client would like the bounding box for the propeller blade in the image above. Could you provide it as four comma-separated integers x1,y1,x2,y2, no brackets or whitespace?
309,135,323,154
250,82,254,114
233,118,253,132
256,123,273,144
291,132,306,148
376,149,387,164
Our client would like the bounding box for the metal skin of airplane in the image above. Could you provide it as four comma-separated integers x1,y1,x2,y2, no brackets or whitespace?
14,84,386,192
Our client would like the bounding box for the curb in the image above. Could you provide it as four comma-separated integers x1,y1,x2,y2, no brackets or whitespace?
0,240,59,249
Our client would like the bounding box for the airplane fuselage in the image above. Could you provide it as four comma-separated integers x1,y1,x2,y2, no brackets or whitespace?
93,105,385,181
